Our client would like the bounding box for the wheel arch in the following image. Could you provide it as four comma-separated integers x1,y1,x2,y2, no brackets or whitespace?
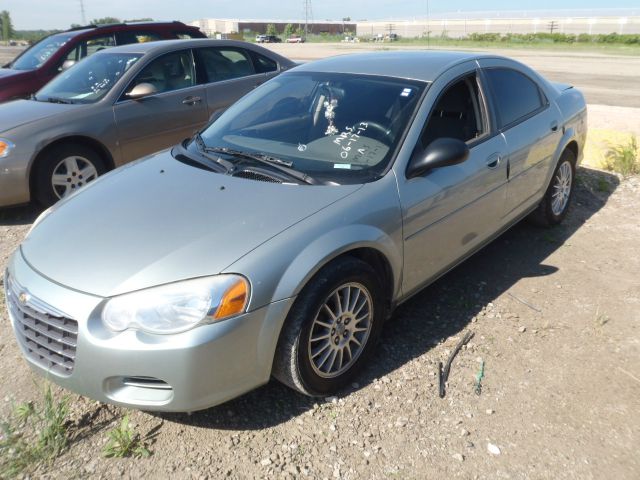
28,136,116,196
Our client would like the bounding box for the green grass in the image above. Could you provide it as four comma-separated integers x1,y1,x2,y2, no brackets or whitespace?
103,415,151,459
604,136,640,177
0,386,70,478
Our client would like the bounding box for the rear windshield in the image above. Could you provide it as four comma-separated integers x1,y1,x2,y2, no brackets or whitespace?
11,34,74,70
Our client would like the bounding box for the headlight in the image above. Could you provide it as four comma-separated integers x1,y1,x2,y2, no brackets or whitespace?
0,138,15,158
102,275,250,334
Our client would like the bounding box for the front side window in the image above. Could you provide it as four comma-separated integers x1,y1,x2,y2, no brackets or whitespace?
126,51,195,96
196,48,254,82
61,35,116,68
174,31,200,39
196,72,426,184
116,31,163,45
421,74,486,148
10,34,74,70
484,68,545,129
36,53,141,104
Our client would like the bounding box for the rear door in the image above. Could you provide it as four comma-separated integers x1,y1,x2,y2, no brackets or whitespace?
113,49,207,162
478,59,562,221
397,62,509,296
194,47,274,120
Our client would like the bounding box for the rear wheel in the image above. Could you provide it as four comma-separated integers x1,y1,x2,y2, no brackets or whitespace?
529,149,576,227
33,144,106,207
272,257,386,396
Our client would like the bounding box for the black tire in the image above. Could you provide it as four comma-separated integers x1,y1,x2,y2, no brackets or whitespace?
33,143,107,207
529,149,576,227
272,257,386,396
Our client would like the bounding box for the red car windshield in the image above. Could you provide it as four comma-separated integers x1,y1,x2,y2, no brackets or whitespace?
11,34,74,71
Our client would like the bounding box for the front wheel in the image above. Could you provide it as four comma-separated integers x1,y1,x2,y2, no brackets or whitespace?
272,257,386,396
529,149,576,227
33,144,106,207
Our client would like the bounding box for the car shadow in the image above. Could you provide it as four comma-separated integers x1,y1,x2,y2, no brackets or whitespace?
158,167,620,430
0,204,41,226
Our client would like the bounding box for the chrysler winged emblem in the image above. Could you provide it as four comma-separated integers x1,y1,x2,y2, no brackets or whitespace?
18,292,29,305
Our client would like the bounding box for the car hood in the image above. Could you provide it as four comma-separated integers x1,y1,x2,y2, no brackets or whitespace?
21,152,362,298
0,99,78,133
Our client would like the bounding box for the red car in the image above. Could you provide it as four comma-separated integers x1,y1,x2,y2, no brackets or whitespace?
0,21,205,102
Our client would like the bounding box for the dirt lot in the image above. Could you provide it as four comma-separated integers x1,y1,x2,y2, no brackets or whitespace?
1,169,639,479
0,43,639,479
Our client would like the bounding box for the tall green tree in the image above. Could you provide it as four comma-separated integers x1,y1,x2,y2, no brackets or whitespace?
265,23,278,36
283,24,294,39
90,17,121,25
1,10,15,41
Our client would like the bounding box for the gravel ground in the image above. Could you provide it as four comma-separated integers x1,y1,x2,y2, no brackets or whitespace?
1,168,639,479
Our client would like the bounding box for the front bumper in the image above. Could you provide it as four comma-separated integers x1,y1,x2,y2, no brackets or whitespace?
5,251,294,412
0,154,31,207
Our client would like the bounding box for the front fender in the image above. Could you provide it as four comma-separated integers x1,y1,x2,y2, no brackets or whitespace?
272,224,402,304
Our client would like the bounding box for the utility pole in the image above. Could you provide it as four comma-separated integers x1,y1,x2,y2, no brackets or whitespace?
548,20,558,34
79,0,87,25
426,0,430,49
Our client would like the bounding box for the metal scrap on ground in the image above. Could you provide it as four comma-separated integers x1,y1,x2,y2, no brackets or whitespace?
438,330,475,398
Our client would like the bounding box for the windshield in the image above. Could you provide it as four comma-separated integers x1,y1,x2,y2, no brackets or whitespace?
36,53,141,104
198,72,426,184
10,34,74,71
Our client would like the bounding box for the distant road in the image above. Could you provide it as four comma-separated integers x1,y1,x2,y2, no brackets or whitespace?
2,44,639,107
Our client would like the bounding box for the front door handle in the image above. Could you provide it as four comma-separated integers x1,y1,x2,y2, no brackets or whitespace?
486,154,502,169
182,96,202,106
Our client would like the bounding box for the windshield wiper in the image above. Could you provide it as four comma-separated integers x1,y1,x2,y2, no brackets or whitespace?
45,96,75,104
192,133,235,172
205,147,319,185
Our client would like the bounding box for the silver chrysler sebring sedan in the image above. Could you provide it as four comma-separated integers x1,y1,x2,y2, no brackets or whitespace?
0,39,294,207
5,51,587,412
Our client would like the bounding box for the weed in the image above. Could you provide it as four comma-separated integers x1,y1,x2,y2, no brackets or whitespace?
0,385,70,478
103,415,151,458
604,136,640,177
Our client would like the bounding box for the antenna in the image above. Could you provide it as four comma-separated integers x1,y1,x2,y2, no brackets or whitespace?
79,0,87,24
303,0,313,38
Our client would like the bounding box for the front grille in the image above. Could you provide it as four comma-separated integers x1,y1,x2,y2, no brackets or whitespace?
233,170,283,183
5,274,78,377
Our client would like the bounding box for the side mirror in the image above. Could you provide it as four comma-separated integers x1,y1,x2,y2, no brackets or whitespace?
406,138,470,179
126,82,158,100
61,60,76,71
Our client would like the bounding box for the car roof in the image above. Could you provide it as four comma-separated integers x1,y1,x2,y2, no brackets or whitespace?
98,38,273,55
293,50,495,82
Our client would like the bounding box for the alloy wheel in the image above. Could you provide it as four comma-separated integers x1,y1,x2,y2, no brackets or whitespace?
51,156,99,199
307,282,373,379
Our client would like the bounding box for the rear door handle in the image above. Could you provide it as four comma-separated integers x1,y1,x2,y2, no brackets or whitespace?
550,120,559,132
486,154,502,169
182,96,202,106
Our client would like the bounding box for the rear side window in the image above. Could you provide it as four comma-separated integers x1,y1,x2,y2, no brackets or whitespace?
250,51,278,73
484,68,545,129
116,31,163,45
196,48,255,83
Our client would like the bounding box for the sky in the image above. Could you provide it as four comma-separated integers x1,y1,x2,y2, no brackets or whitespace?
2,0,639,30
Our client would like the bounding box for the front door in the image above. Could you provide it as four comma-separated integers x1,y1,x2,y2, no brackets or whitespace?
398,64,508,296
113,49,207,163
